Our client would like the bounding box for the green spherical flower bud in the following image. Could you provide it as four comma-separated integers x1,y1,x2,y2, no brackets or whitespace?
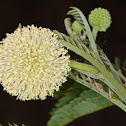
72,20,84,33
88,7,112,32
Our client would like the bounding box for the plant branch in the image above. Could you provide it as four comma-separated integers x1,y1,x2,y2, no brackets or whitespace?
69,72,126,112
61,40,126,103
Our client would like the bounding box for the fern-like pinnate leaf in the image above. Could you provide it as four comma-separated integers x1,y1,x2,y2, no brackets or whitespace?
97,47,123,85
67,7,99,59
54,28,126,110
64,18,74,38
66,7,123,85
47,79,113,126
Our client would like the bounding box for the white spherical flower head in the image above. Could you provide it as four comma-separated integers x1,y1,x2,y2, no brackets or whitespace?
0,25,71,101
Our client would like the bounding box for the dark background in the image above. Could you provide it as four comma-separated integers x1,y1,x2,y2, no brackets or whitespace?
0,0,126,126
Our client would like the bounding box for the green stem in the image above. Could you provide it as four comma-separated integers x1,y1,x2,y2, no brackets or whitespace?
116,70,126,82
115,57,121,70
109,65,124,86
69,60,100,74
62,40,126,103
92,25,99,41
